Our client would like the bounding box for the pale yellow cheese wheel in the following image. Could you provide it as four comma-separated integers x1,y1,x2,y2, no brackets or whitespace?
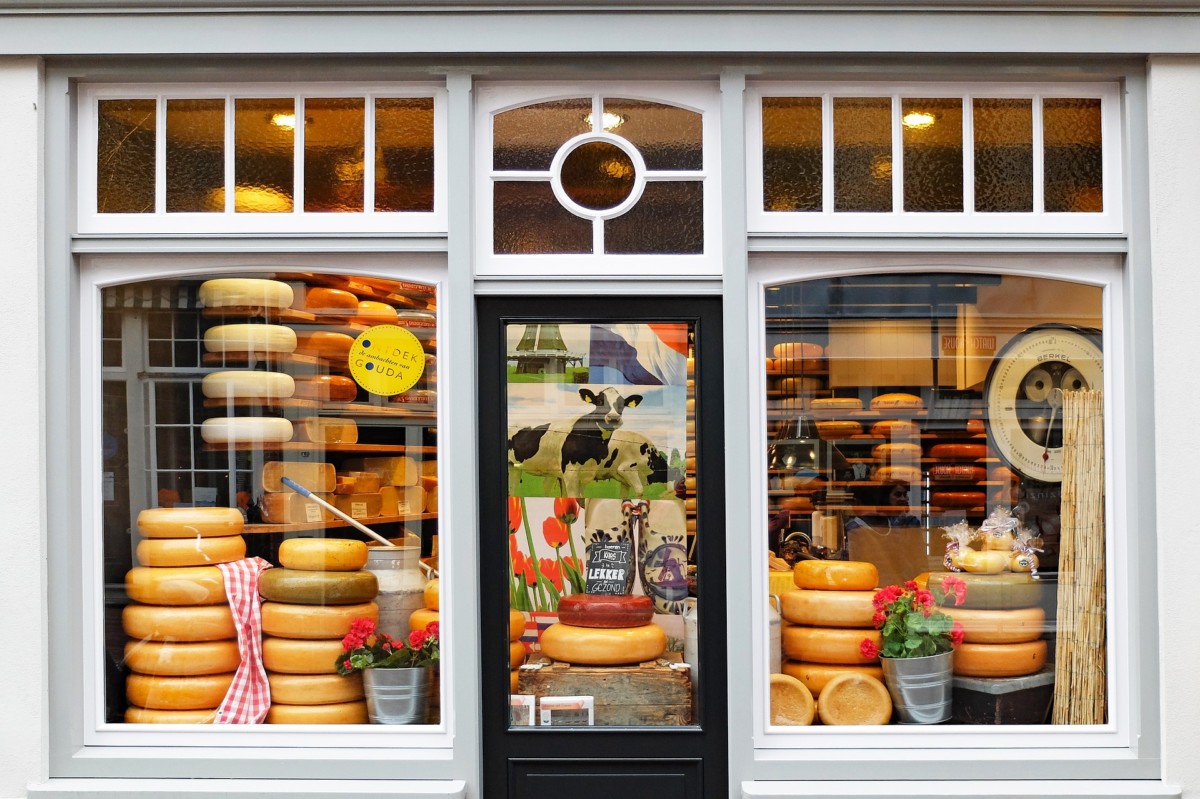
267,672,364,705
123,639,242,676
769,673,816,726
539,622,666,666
124,705,217,724
869,393,924,410
780,589,877,627
278,538,369,572
200,416,293,445
815,420,862,439
810,397,863,411
199,278,294,309
203,323,297,354
424,579,440,611
409,607,440,633
509,609,526,642
782,626,882,664
201,370,295,400
262,636,345,674
953,640,1048,678
817,672,892,725
122,602,236,642
944,606,1047,644
136,535,247,568
772,341,824,360
793,560,879,591
510,641,527,670
781,659,884,698
871,442,923,462
260,600,379,640
265,700,368,724
125,566,226,606
137,507,244,539
126,672,234,710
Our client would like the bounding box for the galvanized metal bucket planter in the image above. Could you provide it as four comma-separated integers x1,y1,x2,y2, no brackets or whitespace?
363,666,433,724
880,650,954,724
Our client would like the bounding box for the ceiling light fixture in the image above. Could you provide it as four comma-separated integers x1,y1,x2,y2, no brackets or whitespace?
902,111,937,129
584,112,627,131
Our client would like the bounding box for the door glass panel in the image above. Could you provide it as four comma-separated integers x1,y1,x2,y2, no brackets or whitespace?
505,322,696,728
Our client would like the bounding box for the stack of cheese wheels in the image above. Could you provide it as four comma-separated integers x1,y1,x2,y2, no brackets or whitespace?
928,571,1049,679
122,507,246,723
200,315,297,445
260,538,377,724
780,560,885,702
538,594,665,666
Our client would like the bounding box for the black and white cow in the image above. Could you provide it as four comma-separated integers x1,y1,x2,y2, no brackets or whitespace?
508,387,654,496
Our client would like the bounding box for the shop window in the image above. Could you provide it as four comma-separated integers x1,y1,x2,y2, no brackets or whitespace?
750,83,1121,235
82,84,444,234
757,263,1128,744
93,268,444,732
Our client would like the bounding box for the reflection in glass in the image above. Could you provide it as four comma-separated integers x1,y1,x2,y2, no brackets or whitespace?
606,182,703,254
1044,98,1103,213
762,97,823,212
560,141,636,211
901,98,963,212
98,99,157,213
974,98,1033,212
834,98,892,212
304,98,365,213
375,97,435,212
494,181,592,254
603,98,703,171
233,98,295,213
166,99,225,213
493,98,592,171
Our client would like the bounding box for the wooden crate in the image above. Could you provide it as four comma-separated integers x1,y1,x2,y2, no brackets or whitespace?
516,656,693,726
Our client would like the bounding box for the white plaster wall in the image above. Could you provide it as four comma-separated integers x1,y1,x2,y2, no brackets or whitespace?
0,57,47,799
1147,56,1200,799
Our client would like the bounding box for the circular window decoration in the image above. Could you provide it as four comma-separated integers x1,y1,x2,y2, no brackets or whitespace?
551,133,646,220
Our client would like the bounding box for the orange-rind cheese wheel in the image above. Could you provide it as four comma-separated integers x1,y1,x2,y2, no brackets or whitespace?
198,278,294,310
539,622,667,666
815,420,862,439
816,672,892,725
201,370,295,400
870,419,920,439
556,594,655,628
409,607,440,633
267,672,364,705
780,589,877,627
809,397,863,411
871,465,923,484
793,560,879,591
200,416,293,445
123,639,242,676
424,579,440,611
781,660,884,698
258,568,378,606
953,640,1048,678
294,330,355,361
769,673,816,726
782,626,881,664
265,700,368,724
869,393,924,411
137,507,244,539
125,566,226,606
354,300,400,326
124,705,218,724
772,342,824,360
292,374,358,402
203,323,296,355
509,609,526,642
944,606,1047,644
303,287,359,316
872,442,923,462
262,636,346,674
122,602,237,642
126,672,235,711
510,640,526,670
278,538,369,572
136,535,247,568
260,600,378,639
930,443,988,461
932,491,987,509
510,669,520,693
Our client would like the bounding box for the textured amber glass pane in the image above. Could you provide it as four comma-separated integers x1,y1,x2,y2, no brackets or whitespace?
494,181,592,254
606,181,703,254
303,98,365,213
902,98,963,212
603,98,702,171
97,99,157,214
165,99,224,213
560,141,636,211
233,98,294,213
1044,98,1103,213
493,98,592,171
762,97,822,212
376,97,435,212
974,99,1033,212
834,97,892,213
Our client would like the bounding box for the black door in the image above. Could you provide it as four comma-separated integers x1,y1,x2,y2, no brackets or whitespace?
478,295,727,798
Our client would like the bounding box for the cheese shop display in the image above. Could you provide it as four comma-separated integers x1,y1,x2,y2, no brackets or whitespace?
101,272,439,724
764,272,1107,726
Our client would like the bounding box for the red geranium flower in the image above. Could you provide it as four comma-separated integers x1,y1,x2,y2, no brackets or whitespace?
950,620,966,647
872,610,886,628
408,628,429,650
940,574,968,606
860,638,880,660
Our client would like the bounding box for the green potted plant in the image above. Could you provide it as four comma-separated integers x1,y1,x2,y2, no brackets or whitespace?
336,617,440,724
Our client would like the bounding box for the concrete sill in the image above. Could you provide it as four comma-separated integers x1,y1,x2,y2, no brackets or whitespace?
27,779,467,799
741,780,1182,799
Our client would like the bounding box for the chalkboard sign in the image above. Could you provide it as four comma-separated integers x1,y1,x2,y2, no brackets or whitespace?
584,541,634,595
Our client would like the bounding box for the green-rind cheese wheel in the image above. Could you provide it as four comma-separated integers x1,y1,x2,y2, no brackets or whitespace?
123,603,237,642
780,589,877,627
136,507,244,539
260,601,379,639
136,535,247,567
124,705,218,724
953,640,1048,678
258,568,378,605
267,672,364,705
126,672,235,710
261,636,345,674
123,639,242,676
944,606,1047,644
265,700,368,724
277,538,369,572
125,566,226,606
926,571,1045,610
782,626,881,664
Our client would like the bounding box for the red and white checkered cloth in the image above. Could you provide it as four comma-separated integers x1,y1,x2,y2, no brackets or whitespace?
214,557,273,724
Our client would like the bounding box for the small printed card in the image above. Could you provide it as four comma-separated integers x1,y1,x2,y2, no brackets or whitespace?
510,694,536,727
538,696,594,727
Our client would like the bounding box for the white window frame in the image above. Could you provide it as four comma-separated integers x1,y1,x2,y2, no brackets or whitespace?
746,82,1124,236
77,83,448,235
745,252,1144,770
474,81,723,278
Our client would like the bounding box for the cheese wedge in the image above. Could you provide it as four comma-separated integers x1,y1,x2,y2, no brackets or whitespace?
332,492,384,519
292,417,359,445
259,492,335,524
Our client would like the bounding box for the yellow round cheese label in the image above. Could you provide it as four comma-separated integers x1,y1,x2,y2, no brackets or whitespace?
348,325,425,396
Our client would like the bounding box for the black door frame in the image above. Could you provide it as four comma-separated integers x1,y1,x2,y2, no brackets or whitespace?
477,295,728,798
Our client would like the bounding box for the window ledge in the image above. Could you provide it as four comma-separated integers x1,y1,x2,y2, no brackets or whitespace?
28,779,467,798
741,781,1181,799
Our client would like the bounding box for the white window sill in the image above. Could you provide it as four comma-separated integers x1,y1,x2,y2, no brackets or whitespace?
27,779,466,798
741,781,1181,799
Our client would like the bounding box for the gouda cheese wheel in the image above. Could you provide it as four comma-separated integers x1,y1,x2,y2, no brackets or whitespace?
201,370,295,400
123,639,241,676
509,609,525,642
260,601,379,639
780,589,876,627
510,641,526,670
342,456,419,487
262,636,345,674
203,323,296,354
278,538,369,572
303,287,359,317
424,579,439,611
816,672,892,725
122,602,236,642
924,572,1044,610
556,594,655,628
200,416,293,445
932,491,987,509
944,606,1046,644
809,397,863,411
953,640,1048,678
354,300,399,326
872,442,923,462
294,331,355,361
125,566,226,606
199,278,294,309
137,507,244,539
871,465,922,484
782,626,882,664
870,419,920,439
292,374,358,402
267,672,364,705
869,393,923,410
124,705,217,724
769,673,816,726
136,535,246,568
265,700,368,724
815,420,862,439
409,607,439,633
126,672,235,710
793,560,879,591
772,342,824,360
539,622,666,666
781,659,884,698
258,569,378,606
929,443,988,460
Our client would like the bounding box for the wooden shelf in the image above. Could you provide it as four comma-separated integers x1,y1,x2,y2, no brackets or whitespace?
243,511,437,535
205,442,437,455
321,402,436,421
201,307,316,323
